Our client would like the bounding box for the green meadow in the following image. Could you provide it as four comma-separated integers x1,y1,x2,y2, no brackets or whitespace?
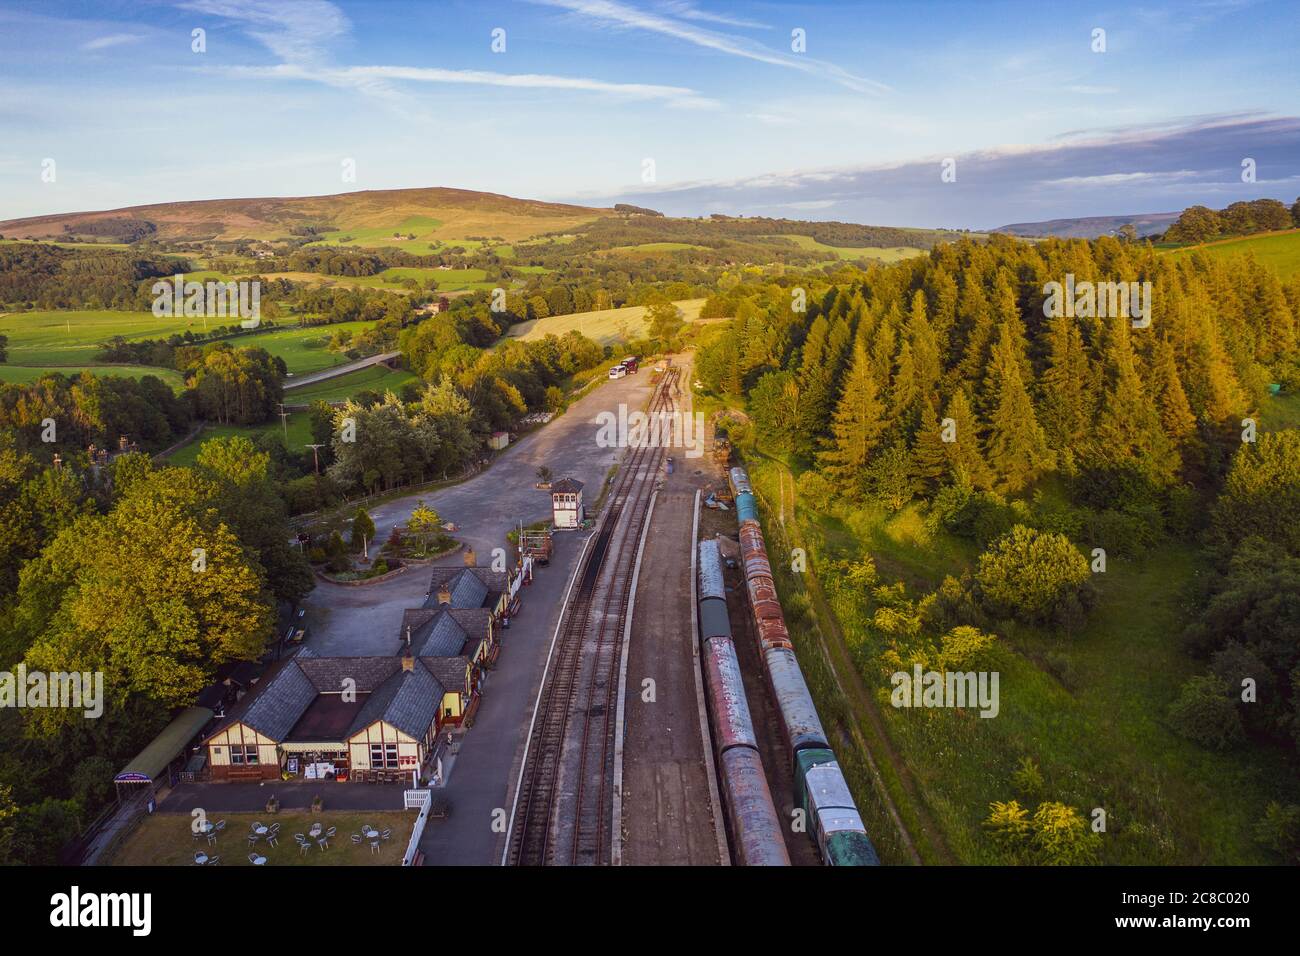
0,309,212,365
284,364,418,404
0,363,185,388
1162,229,1300,278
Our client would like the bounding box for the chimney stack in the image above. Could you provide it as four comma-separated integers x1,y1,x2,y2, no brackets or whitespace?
437,583,452,606
401,648,415,672
463,547,476,567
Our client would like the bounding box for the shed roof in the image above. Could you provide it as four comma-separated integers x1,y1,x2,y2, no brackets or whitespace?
116,706,214,782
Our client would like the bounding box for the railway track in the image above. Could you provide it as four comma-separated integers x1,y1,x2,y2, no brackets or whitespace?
506,368,681,865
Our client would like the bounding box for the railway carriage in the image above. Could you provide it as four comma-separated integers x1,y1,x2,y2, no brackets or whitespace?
726,465,881,867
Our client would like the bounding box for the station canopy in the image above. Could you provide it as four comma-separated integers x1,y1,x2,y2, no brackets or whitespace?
114,706,214,784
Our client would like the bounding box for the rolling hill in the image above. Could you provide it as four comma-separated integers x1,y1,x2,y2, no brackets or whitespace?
992,211,1180,239
0,186,615,245
1161,228,1300,278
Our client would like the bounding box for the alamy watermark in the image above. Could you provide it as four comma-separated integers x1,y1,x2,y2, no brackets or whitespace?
151,274,261,328
595,404,706,459
890,664,1000,718
1043,273,1151,328
0,664,104,718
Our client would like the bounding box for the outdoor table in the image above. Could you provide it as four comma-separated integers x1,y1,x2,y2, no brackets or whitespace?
251,855,267,866
254,824,268,836
194,853,208,865
362,827,378,840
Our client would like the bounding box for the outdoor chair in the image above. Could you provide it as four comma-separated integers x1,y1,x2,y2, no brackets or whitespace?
351,833,363,845
380,828,392,841
246,832,260,848
193,851,207,864
266,831,279,848
316,834,330,851
369,838,380,854
295,836,310,857
247,852,262,864
206,855,221,866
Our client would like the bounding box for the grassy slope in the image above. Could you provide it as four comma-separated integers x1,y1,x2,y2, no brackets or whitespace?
504,298,706,346
1162,228,1300,278
740,446,1298,865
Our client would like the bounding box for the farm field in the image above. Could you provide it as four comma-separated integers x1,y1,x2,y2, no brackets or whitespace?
1161,228,1300,277
252,321,377,375
285,364,418,404
762,233,928,262
0,363,185,388
505,297,706,345
0,309,218,365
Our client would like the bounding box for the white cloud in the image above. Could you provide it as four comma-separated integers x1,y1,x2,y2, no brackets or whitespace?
81,33,144,51
532,0,890,94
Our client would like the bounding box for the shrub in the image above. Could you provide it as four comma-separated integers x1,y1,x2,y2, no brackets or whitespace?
1011,757,1044,800
1031,801,1101,865
974,525,1094,628
1167,675,1246,751
1254,802,1300,863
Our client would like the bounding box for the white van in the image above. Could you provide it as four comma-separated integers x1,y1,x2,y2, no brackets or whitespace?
608,365,627,379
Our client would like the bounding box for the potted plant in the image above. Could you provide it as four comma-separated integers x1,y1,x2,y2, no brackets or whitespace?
311,794,323,813
265,795,280,814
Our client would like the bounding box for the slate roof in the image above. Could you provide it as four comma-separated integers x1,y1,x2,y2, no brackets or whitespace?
421,656,470,696
424,567,508,610
346,661,444,740
552,477,584,494
297,656,401,694
414,613,469,658
212,658,317,740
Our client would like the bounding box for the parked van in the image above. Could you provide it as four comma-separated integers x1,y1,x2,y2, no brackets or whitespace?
608,365,626,379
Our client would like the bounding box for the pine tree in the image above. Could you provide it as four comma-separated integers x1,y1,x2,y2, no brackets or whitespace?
985,322,1053,493
911,396,949,492
1038,310,1094,447
1089,320,1179,484
1151,336,1197,445
907,289,943,399
941,387,994,490
819,340,887,490
891,339,918,420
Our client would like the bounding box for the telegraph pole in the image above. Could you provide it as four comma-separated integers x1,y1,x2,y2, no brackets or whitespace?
278,402,289,443
305,443,325,475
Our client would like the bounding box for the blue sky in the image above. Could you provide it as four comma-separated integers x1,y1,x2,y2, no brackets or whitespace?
1,0,1297,228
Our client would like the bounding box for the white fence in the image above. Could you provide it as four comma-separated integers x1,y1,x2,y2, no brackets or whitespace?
402,790,432,866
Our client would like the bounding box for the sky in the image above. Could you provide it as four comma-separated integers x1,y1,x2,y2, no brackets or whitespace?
1,0,1298,229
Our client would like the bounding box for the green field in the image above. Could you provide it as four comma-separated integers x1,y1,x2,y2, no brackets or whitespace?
0,363,185,388
250,321,378,374
505,298,706,346
166,413,315,466
312,215,444,247
0,309,226,365
285,364,418,404
762,234,927,262
1162,229,1300,278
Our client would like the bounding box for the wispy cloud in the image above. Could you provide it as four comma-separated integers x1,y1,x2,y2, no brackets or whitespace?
227,62,717,108
532,0,889,94
181,0,713,108
659,1,770,30
81,33,145,51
